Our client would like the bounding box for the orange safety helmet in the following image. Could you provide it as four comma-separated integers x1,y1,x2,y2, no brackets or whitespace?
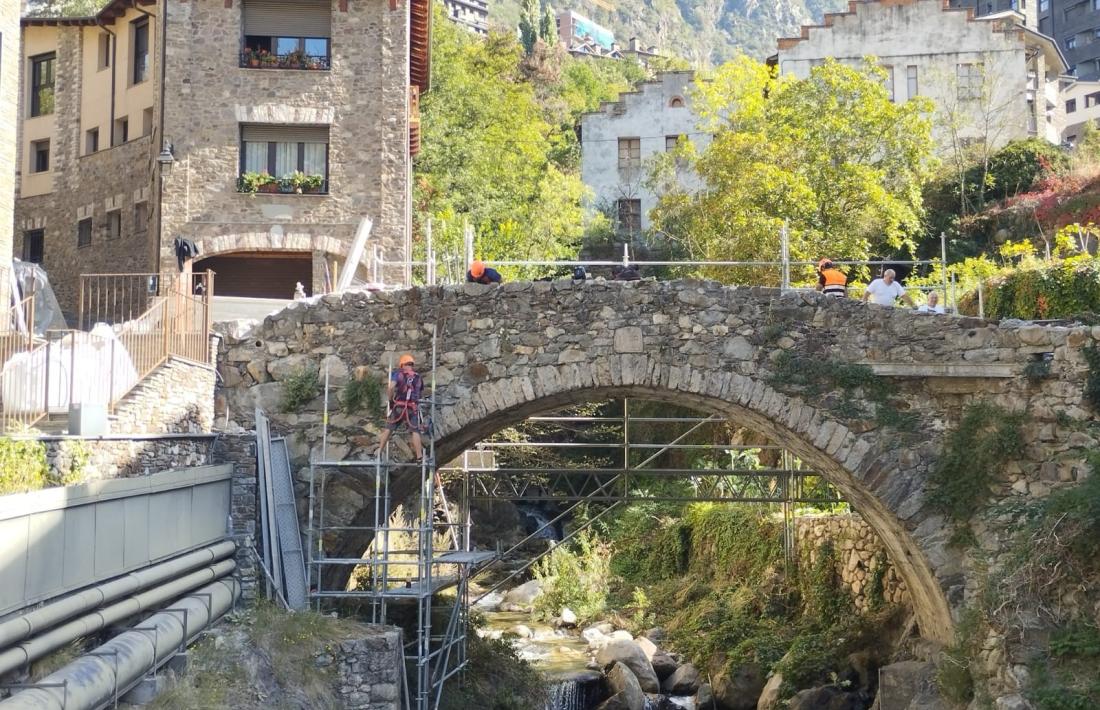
470,260,486,278
398,353,415,368
818,258,833,270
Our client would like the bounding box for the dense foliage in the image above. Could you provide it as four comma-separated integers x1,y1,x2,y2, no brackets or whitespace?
959,257,1100,320
652,58,934,282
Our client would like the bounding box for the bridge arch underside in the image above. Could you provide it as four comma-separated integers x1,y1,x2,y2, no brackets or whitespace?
331,369,955,645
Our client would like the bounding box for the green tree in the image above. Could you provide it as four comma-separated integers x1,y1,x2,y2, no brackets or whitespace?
539,2,556,45
518,0,538,55
651,57,935,281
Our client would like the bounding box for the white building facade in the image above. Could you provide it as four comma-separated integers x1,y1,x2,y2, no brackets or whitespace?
774,0,1068,152
1061,78,1100,144
579,72,709,235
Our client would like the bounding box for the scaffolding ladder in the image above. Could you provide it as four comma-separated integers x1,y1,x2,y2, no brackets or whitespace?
304,327,495,710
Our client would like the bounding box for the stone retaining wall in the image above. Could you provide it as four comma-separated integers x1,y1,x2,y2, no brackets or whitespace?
796,513,909,612
41,434,215,481
315,626,404,710
112,356,216,435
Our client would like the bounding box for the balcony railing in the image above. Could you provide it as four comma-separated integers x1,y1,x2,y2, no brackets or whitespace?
240,51,330,70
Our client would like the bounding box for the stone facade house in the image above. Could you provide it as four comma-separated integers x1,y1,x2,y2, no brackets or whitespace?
578,71,710,235
772,0,1068,153
15,0,429,313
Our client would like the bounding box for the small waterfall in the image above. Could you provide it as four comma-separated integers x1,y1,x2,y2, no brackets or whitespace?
518,504,560,540
545,679,583,710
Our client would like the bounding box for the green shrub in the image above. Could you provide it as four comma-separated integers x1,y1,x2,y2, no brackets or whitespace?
961,258,1100,320
281,367,320,412
798,541,851,627
533,530,612,623
0,438,49,495
341,374,383,416
1084,345,1100,411
439,633,546,710
978,138,1070,201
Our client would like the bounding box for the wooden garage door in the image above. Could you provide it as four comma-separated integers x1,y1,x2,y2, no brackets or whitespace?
198,251,312,299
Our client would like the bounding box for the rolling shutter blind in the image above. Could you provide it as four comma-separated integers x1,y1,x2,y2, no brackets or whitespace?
241,125,329,144
243,0,332,37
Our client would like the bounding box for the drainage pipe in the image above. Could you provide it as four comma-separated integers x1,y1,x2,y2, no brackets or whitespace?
0,559,236,677
0,577,240,710
0,540,236,650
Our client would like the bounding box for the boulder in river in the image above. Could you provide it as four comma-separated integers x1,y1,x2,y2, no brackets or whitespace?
756,672,783,710
710,662,765,710
610,630,635,642
597,640,661,693
637,636,659,661
560,607,578,627
602,662,646,710
787,685,863,710
697,683,715,709
583,627,609,648
651,651,678,681
501,579,542,607
662,662,701,695
510,624,533,639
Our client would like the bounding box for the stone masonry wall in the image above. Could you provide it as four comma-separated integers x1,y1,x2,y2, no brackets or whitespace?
14,24,157,316
159,0,411,287
212,432,259,601
111,355,216,434
314,626,404,710
40,433,214,480
796,513,909,613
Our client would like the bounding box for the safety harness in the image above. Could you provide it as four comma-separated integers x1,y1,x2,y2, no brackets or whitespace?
388,369,424,430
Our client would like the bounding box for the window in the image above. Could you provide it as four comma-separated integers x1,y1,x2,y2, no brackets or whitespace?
669,96,684,108
240,124,330,191
957,63,983,100
85,128,99,154
665,135,683,151
1088,91,1100,107
106,210,121,240
906,65,918,99
617,198,641,236
1039,0,1048,10
142,107,153,137
1067,98,1078,113
134,202,148,232
97,33,111,70
1095,0,1100,10
883,65,894,102
30,53,55,117
77,218,92,247
132,18,149,84
617,137,641,170
114,117,128,146
31,140,49,173
22,230,44,264
1068,35,1078,49
242,0,332,69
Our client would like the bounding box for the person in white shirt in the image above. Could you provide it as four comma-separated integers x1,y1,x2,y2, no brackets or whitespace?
862,269,915,307
917,292,945,314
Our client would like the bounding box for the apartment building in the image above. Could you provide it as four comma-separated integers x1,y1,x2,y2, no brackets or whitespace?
578,72,709,235
774,0,1068,151
443,0,487,34
1061,77,1100,140
16,0,430,312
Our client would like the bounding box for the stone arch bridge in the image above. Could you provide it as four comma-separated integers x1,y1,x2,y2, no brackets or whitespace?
218,279,1096,651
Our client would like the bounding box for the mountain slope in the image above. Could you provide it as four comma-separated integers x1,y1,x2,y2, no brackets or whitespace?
489,0,848,65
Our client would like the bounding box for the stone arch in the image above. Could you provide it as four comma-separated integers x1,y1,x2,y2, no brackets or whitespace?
193,233,349,261
669,96,685,108
428,365,954,644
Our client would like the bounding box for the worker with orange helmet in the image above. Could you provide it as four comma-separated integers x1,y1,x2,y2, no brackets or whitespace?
373,353,425,462
816,258,848,298
466,260,502,285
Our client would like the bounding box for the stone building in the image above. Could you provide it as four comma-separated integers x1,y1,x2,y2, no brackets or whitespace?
16,0,429,313
773,0,1068,151
0,0,17,306
578,71,709,235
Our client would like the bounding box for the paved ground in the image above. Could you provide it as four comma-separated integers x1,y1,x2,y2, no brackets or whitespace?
211,296,293,323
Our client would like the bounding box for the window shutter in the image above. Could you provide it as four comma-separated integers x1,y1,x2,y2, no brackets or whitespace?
241,124,330,144
243,0,332,37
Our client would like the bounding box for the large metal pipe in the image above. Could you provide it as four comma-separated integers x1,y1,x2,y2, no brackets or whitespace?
0,559,236,677
0,540,236,650
0,577,240,710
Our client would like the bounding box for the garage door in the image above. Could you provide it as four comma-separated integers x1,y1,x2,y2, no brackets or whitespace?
197,251,312,299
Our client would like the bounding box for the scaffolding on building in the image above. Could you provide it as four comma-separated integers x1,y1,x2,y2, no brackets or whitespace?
305,327,496,710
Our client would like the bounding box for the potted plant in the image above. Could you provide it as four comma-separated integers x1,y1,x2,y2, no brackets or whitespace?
237,171,275,194
259,50,277,67
284,49,307,69
243,47,261,67
301,173,325,193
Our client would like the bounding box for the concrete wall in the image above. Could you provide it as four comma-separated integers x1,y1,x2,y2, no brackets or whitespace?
776,0,1064,152
0,463,231,616
579,71,709,232
1061,77,1100,142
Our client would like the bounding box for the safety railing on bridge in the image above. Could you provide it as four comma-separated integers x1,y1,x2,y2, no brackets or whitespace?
0,271,214,432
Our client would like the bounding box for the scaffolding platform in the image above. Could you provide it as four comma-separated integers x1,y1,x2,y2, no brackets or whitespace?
312,576,459,599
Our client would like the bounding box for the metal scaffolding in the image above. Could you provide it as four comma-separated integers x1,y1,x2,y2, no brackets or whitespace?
305,330,494,710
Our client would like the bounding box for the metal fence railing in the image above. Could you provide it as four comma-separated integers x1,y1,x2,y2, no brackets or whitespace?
1,271,214,433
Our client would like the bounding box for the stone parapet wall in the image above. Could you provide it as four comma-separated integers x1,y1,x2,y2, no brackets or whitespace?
112,356,215,434
796,513,909,612
315,626,404,710
40,434,214,481
212,432,259,601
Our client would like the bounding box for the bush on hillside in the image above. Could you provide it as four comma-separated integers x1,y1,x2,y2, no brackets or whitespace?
958,258,1100,320
976,139,1071,203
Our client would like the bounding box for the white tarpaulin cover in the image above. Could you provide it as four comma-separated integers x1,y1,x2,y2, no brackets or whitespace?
2,324,138,415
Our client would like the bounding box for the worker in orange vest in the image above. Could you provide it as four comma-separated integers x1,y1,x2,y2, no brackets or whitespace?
816,259,848,298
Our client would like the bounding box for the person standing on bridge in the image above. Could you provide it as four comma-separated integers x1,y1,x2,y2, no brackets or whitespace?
862,269,915,308
373,353,425,462
467,260,502,284
816,259,848,298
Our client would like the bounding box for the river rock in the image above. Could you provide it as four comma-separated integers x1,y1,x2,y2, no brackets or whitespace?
711,662,765,710
871,661,950,710
597,640,661,693
697,683,715,709
561,607,578,627
645,627,667,642
510,624,533,639
501,580,541,607
604,662,646,710
610,630,635,642
756,672,783,710
662,663,701,695
651,651,678,681
584,627,609,648
637,636,659,661
787,686,862,710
